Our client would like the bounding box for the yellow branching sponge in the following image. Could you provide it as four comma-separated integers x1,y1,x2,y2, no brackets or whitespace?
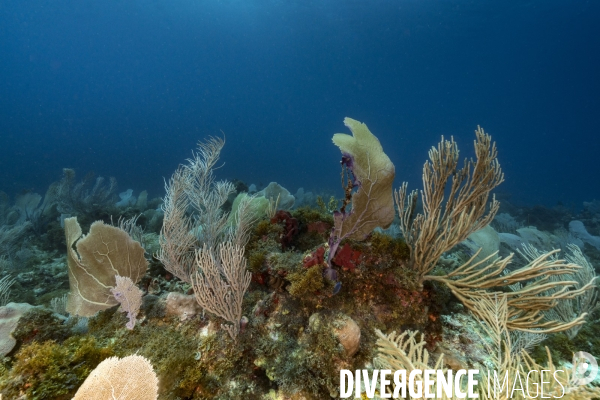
73,355,159,400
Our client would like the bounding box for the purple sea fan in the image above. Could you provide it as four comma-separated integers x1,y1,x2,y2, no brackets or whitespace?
111,275,143,330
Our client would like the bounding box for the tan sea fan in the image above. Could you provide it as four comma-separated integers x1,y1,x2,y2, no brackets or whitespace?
73,355,159,400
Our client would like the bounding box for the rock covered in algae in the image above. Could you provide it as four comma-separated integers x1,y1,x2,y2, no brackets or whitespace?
165,291,203,321
0,302,36,357
308,312,361,357
333,316,361,357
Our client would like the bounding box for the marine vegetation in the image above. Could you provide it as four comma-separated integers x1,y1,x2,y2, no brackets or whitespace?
0,118,599,399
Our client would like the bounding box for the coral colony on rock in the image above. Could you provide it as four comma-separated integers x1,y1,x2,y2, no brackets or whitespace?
1,118,600,400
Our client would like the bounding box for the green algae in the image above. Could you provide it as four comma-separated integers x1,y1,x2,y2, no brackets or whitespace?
287,264,325,298
0,336,113,400
13,308,71,345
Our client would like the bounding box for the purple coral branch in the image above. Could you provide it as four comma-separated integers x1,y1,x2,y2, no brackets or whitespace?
341,152,359,188
110,276,141,330
328,153,386,270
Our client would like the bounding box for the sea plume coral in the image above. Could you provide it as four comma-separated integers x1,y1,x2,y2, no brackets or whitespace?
396,126,504,287
157,136,257,284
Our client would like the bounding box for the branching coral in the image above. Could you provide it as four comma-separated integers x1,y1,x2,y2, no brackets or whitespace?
375,293,600,399
157,137,257,284
191,242,251,339
517,243,599,338
51,168,118,216
427,249,593,333
396,126,504,287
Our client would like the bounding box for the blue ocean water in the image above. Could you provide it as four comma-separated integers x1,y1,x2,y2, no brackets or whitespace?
1,0,598,207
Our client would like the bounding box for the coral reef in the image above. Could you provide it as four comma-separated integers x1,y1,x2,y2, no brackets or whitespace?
0,336,114,399
0,121,599,399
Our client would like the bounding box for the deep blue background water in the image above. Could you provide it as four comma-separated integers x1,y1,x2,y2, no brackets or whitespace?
1,0,598,207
